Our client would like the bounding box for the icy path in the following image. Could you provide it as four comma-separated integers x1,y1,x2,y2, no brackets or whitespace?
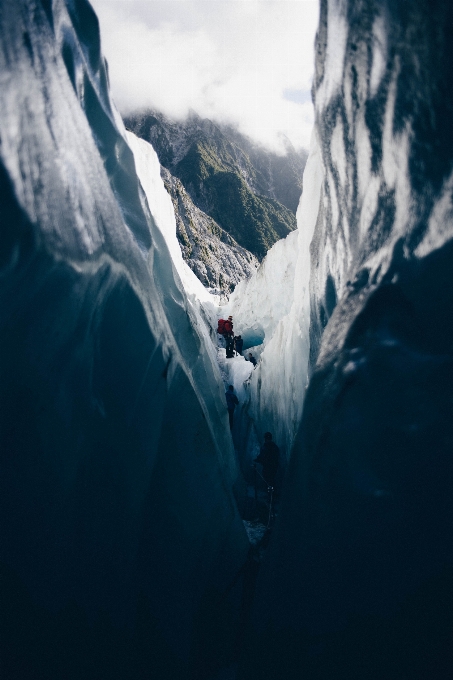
127,125,291,527
125,116,275,680
128,125,289,678
216,345,258,469
215,340,277,535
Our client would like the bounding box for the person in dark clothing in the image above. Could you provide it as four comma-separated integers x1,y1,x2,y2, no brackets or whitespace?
248,353,257,367
223,316,234,357
226,335,235,358
254,432,279,486
235,335,244,356
225,385,239,429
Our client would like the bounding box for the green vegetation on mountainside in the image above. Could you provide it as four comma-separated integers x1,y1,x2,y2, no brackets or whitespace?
208,172,295,257
124,111,304,261
175,141,296,259
221,124,306,214
160,167,258,294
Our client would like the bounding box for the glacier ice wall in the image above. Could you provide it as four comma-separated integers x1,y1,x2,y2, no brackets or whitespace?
125,131,223,371
243,1,453,678
125,131,218,310
226,133,323,459
0,1,248,678
226,230,299,353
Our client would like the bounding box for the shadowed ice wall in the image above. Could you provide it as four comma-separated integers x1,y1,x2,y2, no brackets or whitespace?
244,1,453,678
0,2,248,678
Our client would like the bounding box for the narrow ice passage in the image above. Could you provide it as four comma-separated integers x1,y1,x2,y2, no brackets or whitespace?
128,129,291,552
127,129,327,579
127,128,323,497
124,129,336,569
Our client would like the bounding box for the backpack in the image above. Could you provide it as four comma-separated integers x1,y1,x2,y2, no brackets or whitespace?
223,319,233,334
217,319,226,334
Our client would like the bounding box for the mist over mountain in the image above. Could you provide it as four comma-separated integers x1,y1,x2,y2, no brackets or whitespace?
124,110,307,262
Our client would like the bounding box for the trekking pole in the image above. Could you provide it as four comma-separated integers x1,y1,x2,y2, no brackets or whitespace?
267,486,274,529
253,464,258,514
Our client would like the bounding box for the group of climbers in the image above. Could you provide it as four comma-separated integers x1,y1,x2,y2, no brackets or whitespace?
218,314,260,432
218,316,278,468
217,316,256,364
217,315,245,359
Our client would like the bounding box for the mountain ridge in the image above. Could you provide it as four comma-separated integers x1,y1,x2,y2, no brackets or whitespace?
125,110,307,262
160,165,258,295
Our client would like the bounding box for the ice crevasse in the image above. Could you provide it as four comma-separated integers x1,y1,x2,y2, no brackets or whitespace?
127,127,323,466
3,0,453,679
119,2,453,679
129,127,327,471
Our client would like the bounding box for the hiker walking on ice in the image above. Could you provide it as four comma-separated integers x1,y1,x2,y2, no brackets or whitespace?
217,316,235,356
225,385,239,429
226,334,235,359
224,317,235,358
254,432,280,487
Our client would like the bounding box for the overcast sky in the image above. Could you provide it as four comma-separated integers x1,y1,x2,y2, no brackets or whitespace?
90,0,319,152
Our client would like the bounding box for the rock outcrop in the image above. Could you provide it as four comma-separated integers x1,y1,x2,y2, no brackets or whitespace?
161,166,258,296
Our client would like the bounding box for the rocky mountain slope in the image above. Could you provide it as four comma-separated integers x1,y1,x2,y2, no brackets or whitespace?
124,111,307,262
161,166,258,295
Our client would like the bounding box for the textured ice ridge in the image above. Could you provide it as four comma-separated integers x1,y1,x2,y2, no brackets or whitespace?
0,1,248,677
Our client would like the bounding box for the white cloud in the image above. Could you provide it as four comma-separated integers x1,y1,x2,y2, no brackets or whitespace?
91,0,319,151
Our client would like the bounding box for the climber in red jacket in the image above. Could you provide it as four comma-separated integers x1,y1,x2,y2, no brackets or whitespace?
217,315,233,336
223,316,233,335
